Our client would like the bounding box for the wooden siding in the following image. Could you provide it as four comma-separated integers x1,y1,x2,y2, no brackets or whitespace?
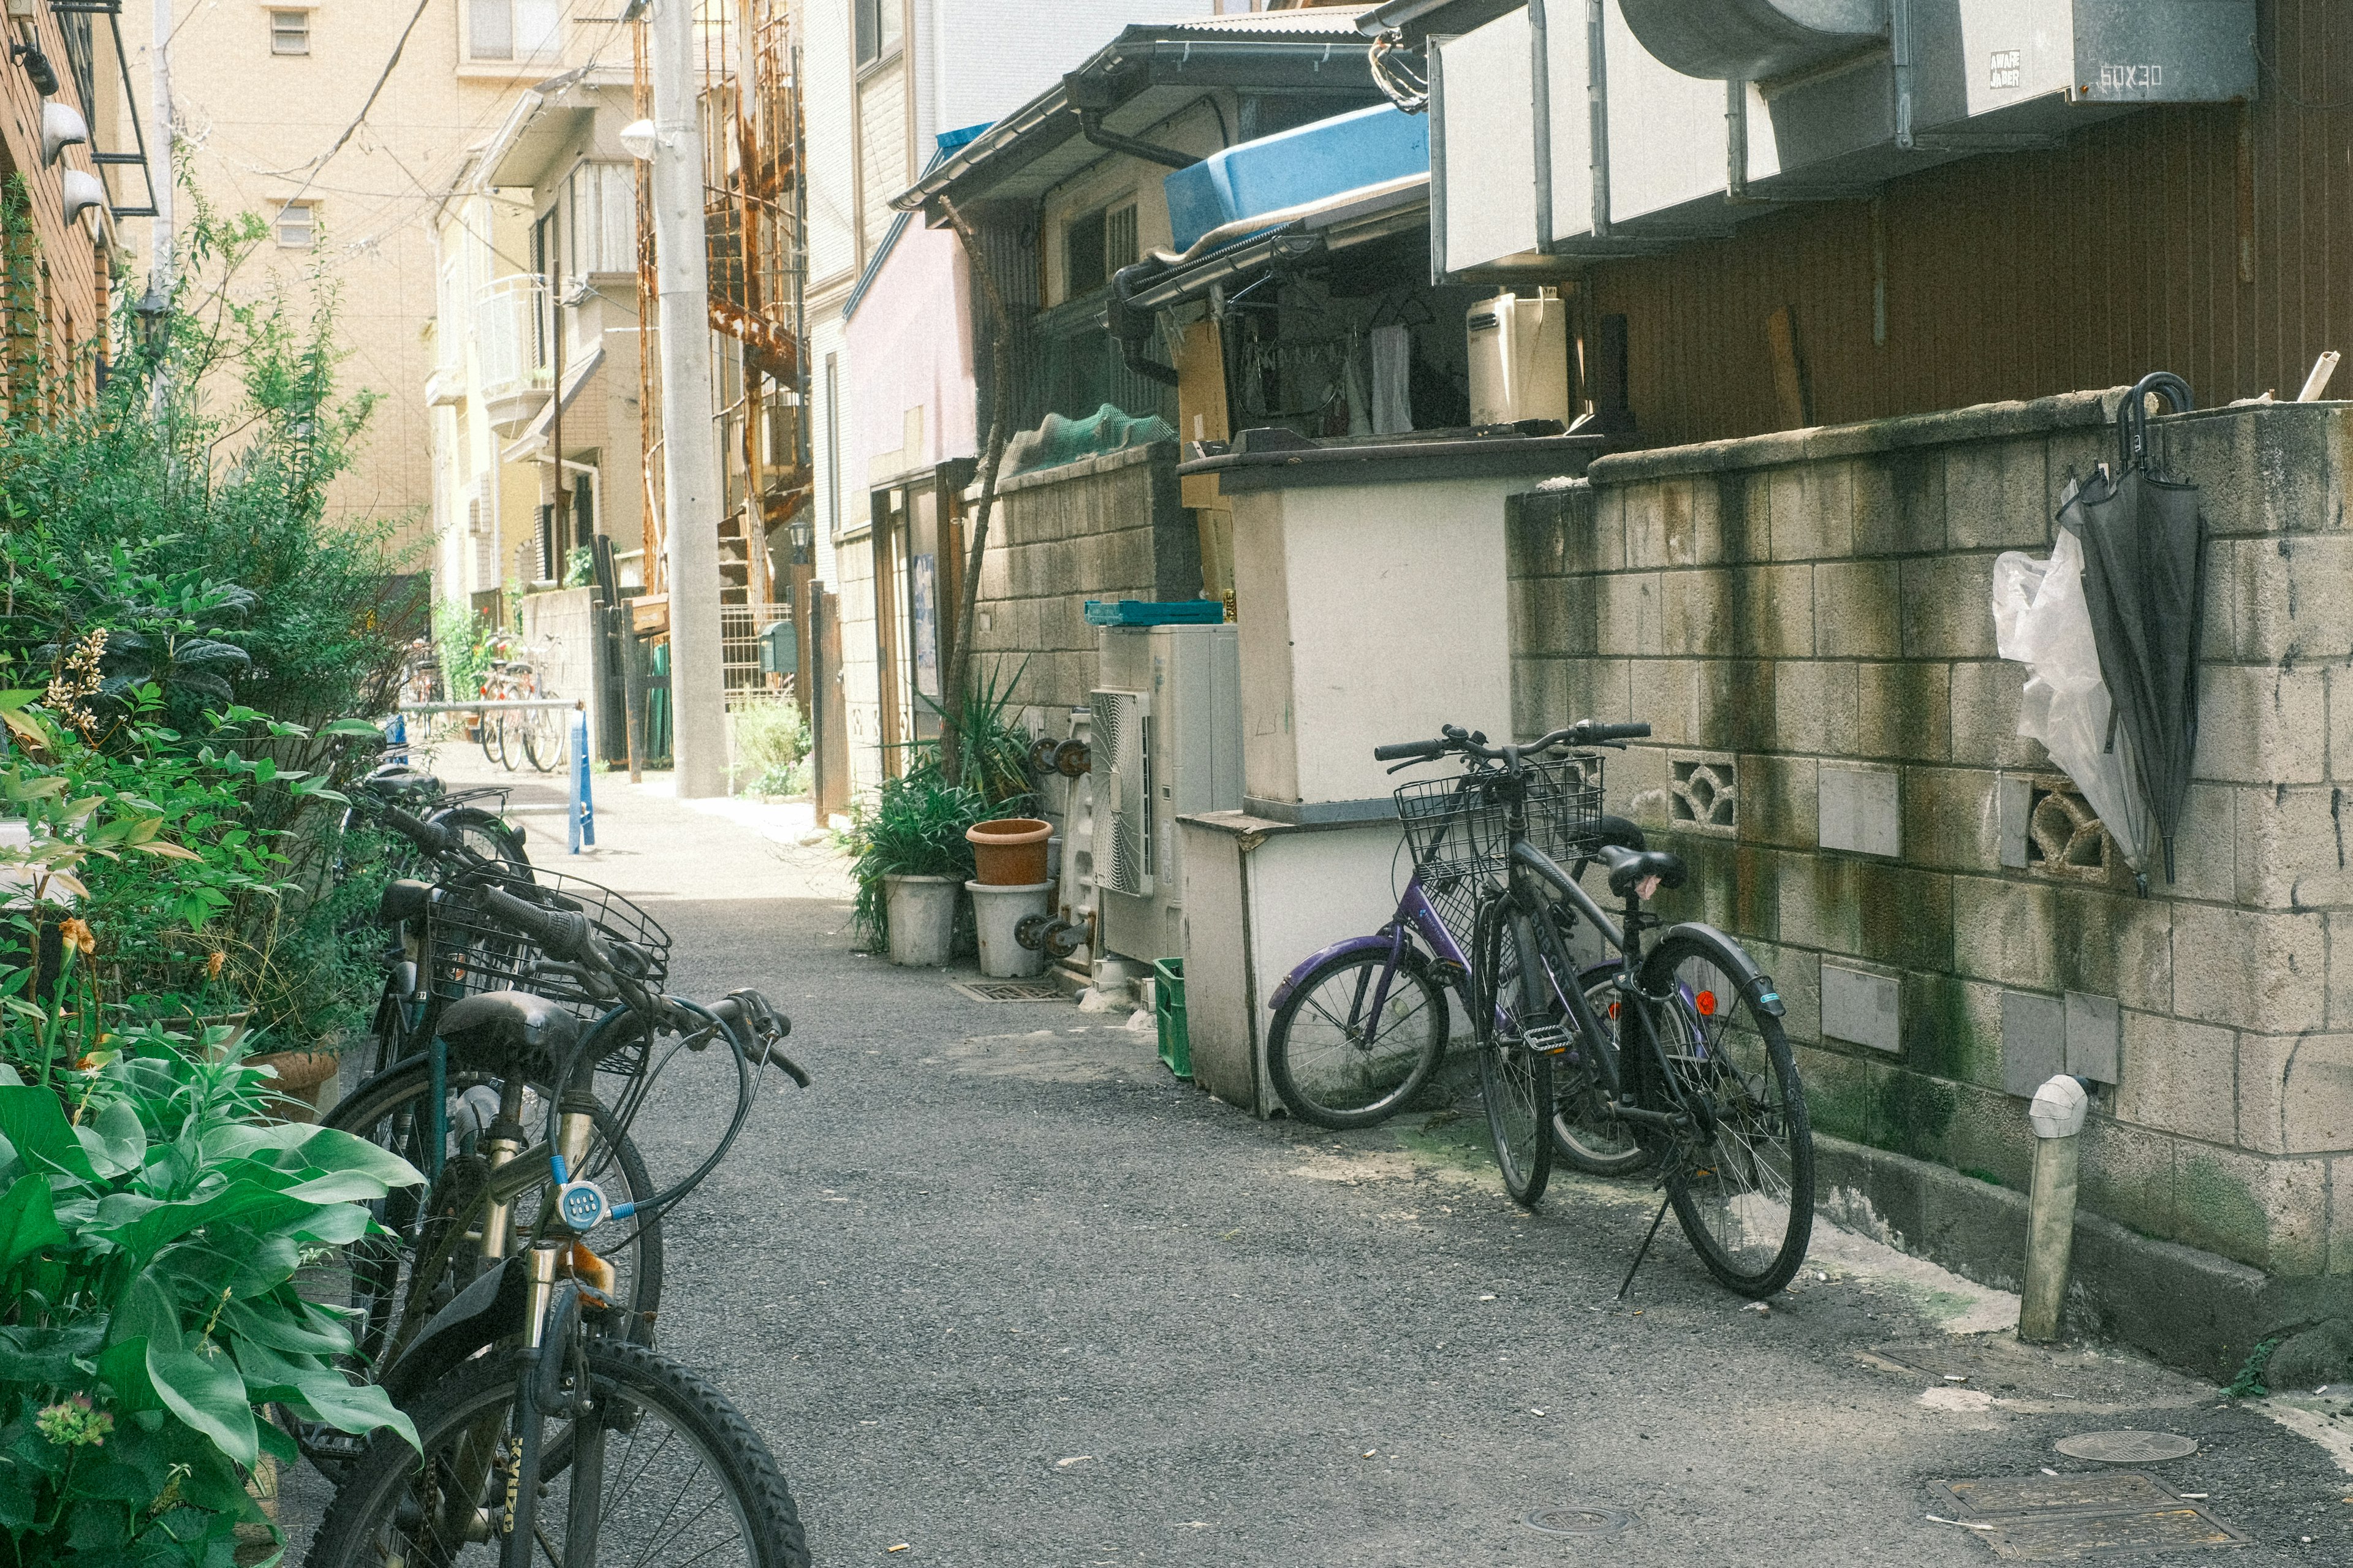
1585,1,2352,449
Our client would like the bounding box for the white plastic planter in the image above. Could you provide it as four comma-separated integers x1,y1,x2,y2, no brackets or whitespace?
884,874,960,967
966,879,1051,979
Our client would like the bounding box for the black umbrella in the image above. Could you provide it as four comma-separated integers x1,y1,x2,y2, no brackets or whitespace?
2057,371,2202,887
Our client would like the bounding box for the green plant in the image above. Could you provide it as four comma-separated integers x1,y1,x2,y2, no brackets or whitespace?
563,547,596,589
0,1022,421,1564
913,658,1037,809
844,772,990,950
432,599,491,702
2226,1336,2281,1399
729,702,810,797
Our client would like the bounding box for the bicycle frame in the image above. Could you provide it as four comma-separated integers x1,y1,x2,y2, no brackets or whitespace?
1268,873,1469,1025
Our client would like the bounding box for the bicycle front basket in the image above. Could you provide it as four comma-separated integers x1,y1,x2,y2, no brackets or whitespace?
423,866,673,1065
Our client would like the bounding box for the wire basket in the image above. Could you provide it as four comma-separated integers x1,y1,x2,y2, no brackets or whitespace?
1394,754,1605,944
423,866,672,1074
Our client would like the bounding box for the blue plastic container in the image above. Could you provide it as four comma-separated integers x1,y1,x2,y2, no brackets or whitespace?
1164,104,1429,254
1084,599,1225,627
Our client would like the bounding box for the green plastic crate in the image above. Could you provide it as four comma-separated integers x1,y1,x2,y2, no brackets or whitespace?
1153,957,1191,1080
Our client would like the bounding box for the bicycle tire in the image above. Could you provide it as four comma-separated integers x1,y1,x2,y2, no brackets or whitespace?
320,1056,664,1364
306,1339,809,1568
477,698,504,769
1642,928,1814,1298
1267,947,1449,1129
1552,959,1650,1177
521,702,562,773
1472,898,1552,1208
433,803,531,874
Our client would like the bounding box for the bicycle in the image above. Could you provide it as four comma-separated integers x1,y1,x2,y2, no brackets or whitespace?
1373,721,1815,1298
307,887,810,1564
1265,794,1645,1155
477,641,562,774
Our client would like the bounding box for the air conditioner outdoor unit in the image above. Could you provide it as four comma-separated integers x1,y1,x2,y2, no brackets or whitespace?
1090,623,1242,966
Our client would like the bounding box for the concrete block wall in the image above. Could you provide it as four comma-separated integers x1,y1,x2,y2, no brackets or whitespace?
966,439,1202,714
1510,390,2353,1374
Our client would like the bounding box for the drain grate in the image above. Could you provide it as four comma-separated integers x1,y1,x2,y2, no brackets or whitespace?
949,979,1067,1003
1929,1469,2248,1561
2054,1431,2199,1464
1523,1506,1634,1537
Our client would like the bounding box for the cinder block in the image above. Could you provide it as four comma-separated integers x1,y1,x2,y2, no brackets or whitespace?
1768,461,1855,561
2331,911,2353,1030
1948,659,2049,770
1535,574,1597,659
1851,447,1947,556
2192,664,2328,785
2171,903,2327,1033
1778,858,1953,971
1591,485,1631,573
2332,667,2353,783
1899,553,1999,659
1944,436,2053,550
2113,1009,2234,1145
2176,1145,2327,1273
1618,483,1669,570
1776,659,1859,756
1512,657,1567,738
1746,939,1821,1044
1818,762,1901,857
2239,1032,2353,1156
1669,833,1777,937
1857,661,1952,763
1562,656,1634,727
1999,990,2066,1096
1632,477,1722,567
1737,752,1817,849
2196,537,2237,662
1629,659,1699,746
1667,750,1739,835
2243,406,2353,537
1901,971,2006,1088
2235,784,2353,909
1901,765,2001,871
2164,782,2236,903
1699,468,1771,564
1608,741,1670,831
1813,561,1901,658
1795,1039,1886,1143
2224,534,2353,664
1822,961,1901,1052
1997,775,2031,867
2077,1113,2178,1241
1597,571,1663,657
1694,661,1779,754
2065,991,2122,1084
1661,564,1812,658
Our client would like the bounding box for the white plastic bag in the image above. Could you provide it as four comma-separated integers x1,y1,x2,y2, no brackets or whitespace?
1990,529,2150,874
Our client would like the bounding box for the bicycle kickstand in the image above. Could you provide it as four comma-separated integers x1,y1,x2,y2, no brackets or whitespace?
1617,1192,1673,1301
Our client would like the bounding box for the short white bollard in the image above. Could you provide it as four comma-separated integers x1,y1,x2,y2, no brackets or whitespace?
2019,1074,2088,1343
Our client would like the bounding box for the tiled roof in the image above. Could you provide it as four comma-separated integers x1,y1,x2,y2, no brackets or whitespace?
1162,6,1378,34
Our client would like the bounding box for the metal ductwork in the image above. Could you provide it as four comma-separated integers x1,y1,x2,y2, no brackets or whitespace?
1616,0,1885,81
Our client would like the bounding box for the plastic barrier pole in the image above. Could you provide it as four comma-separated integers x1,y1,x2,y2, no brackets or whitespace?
568,703,596,854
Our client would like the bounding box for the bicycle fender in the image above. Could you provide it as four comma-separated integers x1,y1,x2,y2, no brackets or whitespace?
379,1253,531,1408
1268,933,1422,1012
1650,922,1786,1017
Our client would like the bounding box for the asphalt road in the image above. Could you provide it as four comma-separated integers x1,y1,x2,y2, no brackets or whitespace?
285,746,2353,1566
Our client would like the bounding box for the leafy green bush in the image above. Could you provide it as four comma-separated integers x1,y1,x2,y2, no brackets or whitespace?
729,701,811,798
844,772,990,950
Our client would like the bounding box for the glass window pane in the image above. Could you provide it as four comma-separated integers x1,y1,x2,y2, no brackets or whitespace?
270,11,308,55
469,0,513,61
518,0,561,59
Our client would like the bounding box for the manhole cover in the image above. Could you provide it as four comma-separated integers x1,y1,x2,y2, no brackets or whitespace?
1523,1506,1634,1537
1933,1471,2179,1518
949,979,1067,1002
1974,1505,2249,1561
2055,1430,2199,1463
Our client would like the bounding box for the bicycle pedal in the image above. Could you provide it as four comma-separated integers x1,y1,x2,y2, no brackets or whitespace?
1521,1023,1574,1056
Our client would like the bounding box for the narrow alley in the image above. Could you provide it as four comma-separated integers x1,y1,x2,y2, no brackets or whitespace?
313,747,2353,1566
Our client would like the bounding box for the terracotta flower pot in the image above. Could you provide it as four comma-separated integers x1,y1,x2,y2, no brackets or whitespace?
246,1048,339,1124
966,817,1053,886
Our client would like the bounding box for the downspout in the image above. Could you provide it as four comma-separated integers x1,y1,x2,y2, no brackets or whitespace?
1586,0,1610,239
1891,0,1914,151
1529,0,1552,251
1077,108,1198,171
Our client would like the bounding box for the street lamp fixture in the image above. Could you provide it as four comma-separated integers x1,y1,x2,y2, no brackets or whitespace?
787,513,813,566
619,119,659,162
133,287,170,356
9,41,56,97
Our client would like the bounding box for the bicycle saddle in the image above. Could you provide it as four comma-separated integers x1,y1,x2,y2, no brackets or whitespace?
1594,843,1687,898
436,990,579,1071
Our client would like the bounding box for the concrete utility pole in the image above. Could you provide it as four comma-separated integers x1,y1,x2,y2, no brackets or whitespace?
150,0,172,415
648,0,726,797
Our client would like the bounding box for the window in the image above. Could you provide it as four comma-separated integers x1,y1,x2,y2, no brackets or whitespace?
469,0,561,64
275,201,315,249
270,10,309,55
530,208,558,366
565,163,635,279
854,0,900,66
1064,201,1137,297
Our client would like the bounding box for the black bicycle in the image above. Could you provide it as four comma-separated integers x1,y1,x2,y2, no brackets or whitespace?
1375,721,1815,1298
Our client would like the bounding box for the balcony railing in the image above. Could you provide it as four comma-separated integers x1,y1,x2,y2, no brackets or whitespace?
475,273,552,399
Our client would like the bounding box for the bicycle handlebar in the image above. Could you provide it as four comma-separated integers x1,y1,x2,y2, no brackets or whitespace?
375,800,471,860
1373,719,1650,764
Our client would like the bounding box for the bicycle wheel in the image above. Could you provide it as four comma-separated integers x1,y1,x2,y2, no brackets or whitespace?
1267,946,1449,1128
477,693,506,768
1552,959,1650,1177
319,1056,664,1368
1472,899,1552,1208
309,1339,809,1568
521,702,562,772
1643,929,1814,1297
433,803,532,874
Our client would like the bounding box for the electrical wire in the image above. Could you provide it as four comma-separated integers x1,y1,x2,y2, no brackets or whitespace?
262,0,435,185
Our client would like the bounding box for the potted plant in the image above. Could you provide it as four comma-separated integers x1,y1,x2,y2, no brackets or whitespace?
848,771,987,966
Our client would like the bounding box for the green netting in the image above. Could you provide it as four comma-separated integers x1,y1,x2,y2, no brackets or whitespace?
1002,403,1175,477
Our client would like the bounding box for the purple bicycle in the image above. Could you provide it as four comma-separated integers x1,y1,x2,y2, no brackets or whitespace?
1265,724,1645,1173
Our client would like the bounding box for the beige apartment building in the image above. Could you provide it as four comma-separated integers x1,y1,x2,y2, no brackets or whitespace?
119,1,632,567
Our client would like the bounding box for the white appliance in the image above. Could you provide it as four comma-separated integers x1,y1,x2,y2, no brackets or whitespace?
1467,291,1571,426
1090,623,1242,965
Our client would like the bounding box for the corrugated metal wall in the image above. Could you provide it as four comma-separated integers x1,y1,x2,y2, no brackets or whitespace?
1586,1,2349,449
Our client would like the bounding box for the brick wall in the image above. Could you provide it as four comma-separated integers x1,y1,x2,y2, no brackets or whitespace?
1510,390,2353,1368
966,439,1202,715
